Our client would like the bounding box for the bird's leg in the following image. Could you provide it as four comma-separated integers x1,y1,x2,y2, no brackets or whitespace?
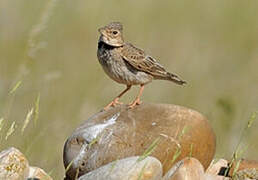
104,85,131,110
128,84,144,108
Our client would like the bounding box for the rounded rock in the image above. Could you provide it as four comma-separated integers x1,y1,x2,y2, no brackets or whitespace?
229,159,258,176
28,166,53,180
78,156,162,180
234,168,258,180
162,157,205,180
0,147,29,180
203,173,230,180
206,159,228,176
63,103,216,179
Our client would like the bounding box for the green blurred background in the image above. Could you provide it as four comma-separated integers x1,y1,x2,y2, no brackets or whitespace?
0,0,258,179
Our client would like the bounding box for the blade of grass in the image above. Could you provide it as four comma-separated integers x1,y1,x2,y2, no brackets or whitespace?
137,137,160,162
232,144,249,177
27,0,60,59
232,159,242,177
46,169,54,180
178,126,190,140
237,111,257,147
5,121,16,140
34,93,40,125
189,143,193,157
9,80,22,95
171,147,181,164
65,159,75,174
38,168,54,180
248,111,257,128
22,108,34,134
109,159,118,173
75,168,79,180
225,111,257,176
0,118,4,132
137,162,148,180
88,135,100,148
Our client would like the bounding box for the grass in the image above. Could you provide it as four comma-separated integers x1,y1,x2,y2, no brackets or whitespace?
170,147,181,165
9,80,22,95
137,137,160,162
137,162,148,180
33,93,40,125
225,111,257,177
0,118,4,132
21,108,34,134
189,143,193,158
178,126,190,141
109,159,118,174
5,121,16,140
88,135,101,148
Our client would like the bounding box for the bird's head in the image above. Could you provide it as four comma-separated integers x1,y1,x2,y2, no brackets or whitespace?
98,22,124,47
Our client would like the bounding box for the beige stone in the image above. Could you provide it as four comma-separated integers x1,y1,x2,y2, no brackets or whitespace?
0,147,29,180
28,166,53,180
206,159,228,175
63,103,216,179
204,173,230,180
163,157,205,180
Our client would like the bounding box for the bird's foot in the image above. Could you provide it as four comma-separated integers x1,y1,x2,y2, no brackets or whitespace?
128,98,142,109
103,98,123,110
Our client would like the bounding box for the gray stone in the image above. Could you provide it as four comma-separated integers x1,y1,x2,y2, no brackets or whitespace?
78,156,162,180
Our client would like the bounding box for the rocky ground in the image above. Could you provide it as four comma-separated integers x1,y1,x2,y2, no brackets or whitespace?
1,103,257,180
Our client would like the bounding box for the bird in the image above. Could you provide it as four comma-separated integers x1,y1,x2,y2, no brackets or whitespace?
97,22,186,110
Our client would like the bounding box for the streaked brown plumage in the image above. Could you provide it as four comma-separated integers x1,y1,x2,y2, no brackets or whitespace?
97,22,186,110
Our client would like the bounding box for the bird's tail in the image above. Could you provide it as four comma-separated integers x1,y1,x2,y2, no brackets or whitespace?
163,72,186,85
166,72,186,85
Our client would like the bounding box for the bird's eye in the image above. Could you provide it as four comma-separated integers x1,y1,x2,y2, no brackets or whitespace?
112,31,118,35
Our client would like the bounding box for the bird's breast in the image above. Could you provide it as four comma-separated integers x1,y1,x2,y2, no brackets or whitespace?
97,44,152,85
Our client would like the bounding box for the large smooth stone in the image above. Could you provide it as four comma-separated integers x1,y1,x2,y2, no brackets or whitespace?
78,156,162,180
0,147,29,180
63,103,216,179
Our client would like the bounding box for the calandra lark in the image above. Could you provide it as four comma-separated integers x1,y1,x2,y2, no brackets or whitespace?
97,22,186,110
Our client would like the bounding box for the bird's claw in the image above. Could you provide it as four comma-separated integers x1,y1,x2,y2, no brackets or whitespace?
128,98,142,109
103,98,123,110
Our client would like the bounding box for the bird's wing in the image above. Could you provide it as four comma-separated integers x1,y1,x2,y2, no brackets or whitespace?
121,43,167,77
